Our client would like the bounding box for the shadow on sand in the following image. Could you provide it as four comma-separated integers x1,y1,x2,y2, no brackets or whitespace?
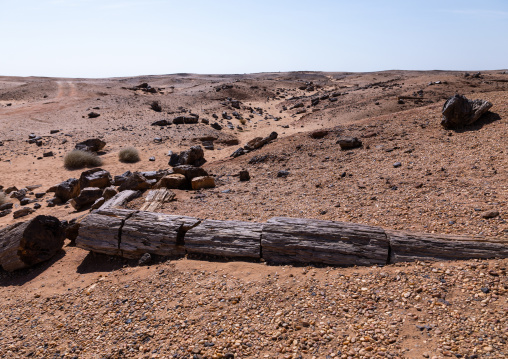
453,111,501,133
0,249,66,287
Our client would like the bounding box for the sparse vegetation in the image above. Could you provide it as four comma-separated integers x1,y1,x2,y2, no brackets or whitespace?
119,147,140,163
0,192,7,206
64,150,103,169
150,101,162,112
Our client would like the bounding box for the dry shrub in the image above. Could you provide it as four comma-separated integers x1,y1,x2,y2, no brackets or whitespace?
119,147,140,163
0,192,6,206
64,150,103,169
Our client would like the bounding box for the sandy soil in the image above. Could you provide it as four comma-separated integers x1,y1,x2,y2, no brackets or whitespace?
0,70,507,358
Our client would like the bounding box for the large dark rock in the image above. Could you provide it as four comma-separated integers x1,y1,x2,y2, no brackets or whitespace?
441,94,493,129
179,145,205,166
55,178,80,202
118,172,153,192
173,165,209,182
75,138,106,152
169,145,206,167
70,187,103,210
79,168,112,189
337,137,362,150
113,171,132,186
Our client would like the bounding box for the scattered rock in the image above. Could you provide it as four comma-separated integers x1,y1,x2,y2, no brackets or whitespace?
155,174,187,189
244,132,278,151
191,176,216,190
173,165,209,182
0,209,11,217
239,170,250,181
149,156,155,161
337,137,362,150
102,186,118,201
70,187,103,210
170,145,206,167
46,197,63,207
230,148,246,158
310,130,328,139
113,171,132,186
13,207,35,219
150,101,162,112
79,168,112,189
441,94,493,129
5,186,18,194
138,253,152,266
151,119,171,126
211,122,223,130
91,197,105,210
0,203,13,211
43,151,54,157
277,170,289,178
88,112,100,118
55,178,80,202
75,138,106,152
118,172,153,192
173,115,198,124
393,162,402,168
33,203,41,210
481,210,499,219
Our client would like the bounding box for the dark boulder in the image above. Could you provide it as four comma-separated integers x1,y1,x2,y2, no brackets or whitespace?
79,168,112,189
70,187,103,211
55,178,80,202
441,94,493,129
337,137,362,150
118,172,153,192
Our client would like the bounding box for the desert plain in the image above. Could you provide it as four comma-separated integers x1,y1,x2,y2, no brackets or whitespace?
0,70,507,358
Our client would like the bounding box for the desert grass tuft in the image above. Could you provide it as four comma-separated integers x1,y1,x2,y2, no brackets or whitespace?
64,150,103,170
119,147,140,163
0,192,7,206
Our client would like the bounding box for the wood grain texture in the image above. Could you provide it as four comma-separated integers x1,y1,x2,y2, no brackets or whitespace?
76,209,135,256
0,216,65,271
185,219,262,259
139,189,175,212
387,230,508,263
261,217,389,266
120,211,200,259
100,190,140,210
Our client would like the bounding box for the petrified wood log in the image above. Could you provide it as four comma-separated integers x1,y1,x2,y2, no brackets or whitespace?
100,190,140,210
76,207,135,256
386,230,508,263
0,215,65,271
261,217,388,266
120,211,200,259
139,189,175,212
185,220,263,259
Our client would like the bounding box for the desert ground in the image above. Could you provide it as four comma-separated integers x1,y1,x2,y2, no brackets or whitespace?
0,70,507,358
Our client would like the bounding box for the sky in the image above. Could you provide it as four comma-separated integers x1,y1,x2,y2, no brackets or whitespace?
1,0,507,78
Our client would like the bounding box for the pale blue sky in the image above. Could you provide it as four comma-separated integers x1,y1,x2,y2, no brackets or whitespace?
1,0,507,78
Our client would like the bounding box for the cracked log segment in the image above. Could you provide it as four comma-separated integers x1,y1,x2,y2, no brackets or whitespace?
261,217,389,266
76,207,134,257
120,211,200,259
387,230,508,263
185,220,263,259
0,215,65,271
